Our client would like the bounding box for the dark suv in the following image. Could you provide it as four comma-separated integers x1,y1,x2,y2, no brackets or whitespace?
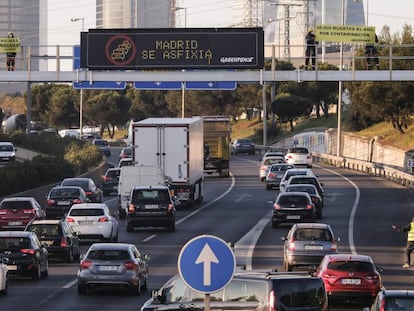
141,271,328,311
126,186,176,232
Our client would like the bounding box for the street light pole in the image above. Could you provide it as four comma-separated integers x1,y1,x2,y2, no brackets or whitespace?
71,17,85,138
337,0,345,157
175,7,187,117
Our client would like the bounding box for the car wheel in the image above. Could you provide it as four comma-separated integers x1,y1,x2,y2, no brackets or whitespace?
119,209,126,220
126,222,134,232
32,264,41,281
78,284,87,295
141,275,148,291
41,260,48,278
167,221,175,232
67,248,74,263
131,281,141,296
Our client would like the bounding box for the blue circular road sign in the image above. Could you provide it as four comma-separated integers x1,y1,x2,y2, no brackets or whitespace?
178,235,236,294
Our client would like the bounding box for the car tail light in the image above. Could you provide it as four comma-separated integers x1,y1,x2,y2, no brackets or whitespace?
66,217,75,223
72,199,81,204
330,242,337,251
288,240,295,251
85,191,93,196
60,237,68,247
286,155,293,159
366,274,381,281
21,248,36,255
128,204,135,213
124,260,137,270
103,176,111,181
47,199,55,206
98,216,109,222
167,203,174,212
379,298,386,311
0,210,6,215
80,259,92,270
23,209,36,214
307,155,312,159
268,290,275,311
306,204,313,210
273,203,281,210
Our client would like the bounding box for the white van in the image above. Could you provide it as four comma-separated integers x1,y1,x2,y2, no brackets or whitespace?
0,142,17,161
117,165,166,219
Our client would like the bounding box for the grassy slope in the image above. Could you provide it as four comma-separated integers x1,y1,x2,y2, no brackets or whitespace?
231,114,414,151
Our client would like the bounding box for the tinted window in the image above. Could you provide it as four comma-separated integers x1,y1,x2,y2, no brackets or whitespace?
28,224,60,236
0,237,31,250
224,279,266,303
278,195,308,205
272,279,326,308
327,261,374,272
107,170,120,178
63,180,89,188
132,190,169,204
87,250,130,260
271,165,291,172
0,200,33,209
286,186,317,194
51,188,81,197
264,158,284,165
385,298,414,310
69,208,104,216
0,145,14,151
294,229,332,241
288,148,309,154
162,278,188,303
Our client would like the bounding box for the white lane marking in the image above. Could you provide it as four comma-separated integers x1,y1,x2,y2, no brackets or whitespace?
63,279,77,289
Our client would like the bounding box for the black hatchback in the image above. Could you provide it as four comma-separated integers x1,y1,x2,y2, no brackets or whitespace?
25,219,80,263
102,168,120,196
45,186,89,219
0,231,48,280
61,178,103,203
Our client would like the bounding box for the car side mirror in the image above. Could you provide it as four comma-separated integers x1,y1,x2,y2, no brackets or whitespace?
144,254,150,261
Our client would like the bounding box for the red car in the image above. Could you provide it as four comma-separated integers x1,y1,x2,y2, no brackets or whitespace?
0,197,46,230
314,254,383,305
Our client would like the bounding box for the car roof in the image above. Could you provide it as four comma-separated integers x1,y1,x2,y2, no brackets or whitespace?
0,231,34,237
1,196,36,202
62,177,92,182
292,222,332,230
69,203,107,209
323,253,373,262
277,191,311,197
285,184,318,190
29,219,62,225
88,242,132,251
0,142,14,146
132,185,170,190
51,185,84,191
380,289,414,297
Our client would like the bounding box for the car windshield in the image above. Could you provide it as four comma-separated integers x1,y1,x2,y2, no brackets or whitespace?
294,229,332,241
0,200,33,209
327,260,374,272
27,224,60,236
69,208,104,216
0,237,30,250
87,250,130,260
0,145,13,151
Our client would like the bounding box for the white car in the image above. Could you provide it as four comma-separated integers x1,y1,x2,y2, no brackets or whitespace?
0,142,16,162
0,256,8,295
65,203,118,242
284,147,312,168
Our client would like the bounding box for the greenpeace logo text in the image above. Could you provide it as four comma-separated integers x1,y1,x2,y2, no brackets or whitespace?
220,57,255,64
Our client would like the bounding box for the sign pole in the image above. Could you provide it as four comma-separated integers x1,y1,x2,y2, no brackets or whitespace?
204,294,210,311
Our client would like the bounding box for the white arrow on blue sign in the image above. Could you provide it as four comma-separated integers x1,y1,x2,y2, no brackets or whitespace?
134,81,182,90
185,81,237,90
178,235,236,294
73,81,127,90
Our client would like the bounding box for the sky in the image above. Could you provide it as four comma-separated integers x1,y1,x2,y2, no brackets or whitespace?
47,0,414,46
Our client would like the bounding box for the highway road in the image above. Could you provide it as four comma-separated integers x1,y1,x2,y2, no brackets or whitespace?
2,147,414,311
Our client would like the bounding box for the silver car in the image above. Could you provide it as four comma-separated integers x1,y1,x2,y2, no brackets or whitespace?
259,156,286,182
77,242,149,295
281,222,339,271
265,163,293,189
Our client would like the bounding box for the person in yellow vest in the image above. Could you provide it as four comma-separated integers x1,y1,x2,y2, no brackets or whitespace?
392,218,414,268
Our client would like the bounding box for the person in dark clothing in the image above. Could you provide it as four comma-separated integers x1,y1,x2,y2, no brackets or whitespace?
6,32,16,71
392,217,414,268
305,29,317,70
365,34,379,70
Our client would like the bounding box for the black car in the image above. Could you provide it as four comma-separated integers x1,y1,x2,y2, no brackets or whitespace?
231,138,256,155
271,191,316,228
61,177,103,203
45,186,89,219
366,289,414,311
0,231,48,280
25,219,80,263
126,186,176,232
102,168,121,196
142,271,328,311
285,184,323,219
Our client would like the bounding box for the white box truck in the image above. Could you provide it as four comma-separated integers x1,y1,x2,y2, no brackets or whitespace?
131,117,204,207
117,165,166,219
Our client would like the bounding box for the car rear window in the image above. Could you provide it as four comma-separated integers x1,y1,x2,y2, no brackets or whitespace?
106,170,120,178
278,195,308,205
272,278,326,308
264,158,284,165
386,298,414,310
69,208,104,216
0,200,33,209
131,190,169,204
294,229,332,241
290,178,317,185
327,261,374,272
0,237,30,250
94,140,108,146
87,250,130,260
63,180,89,188
51,188,81,197
286,186,317,194
28,224,60,236
288,148,309,154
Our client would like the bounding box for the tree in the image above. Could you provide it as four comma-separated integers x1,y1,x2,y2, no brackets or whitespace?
46,85,79,129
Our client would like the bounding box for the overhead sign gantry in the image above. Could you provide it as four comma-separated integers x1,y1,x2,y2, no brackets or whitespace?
80,27,264,70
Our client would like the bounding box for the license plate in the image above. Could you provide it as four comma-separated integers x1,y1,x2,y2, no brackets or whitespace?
8,221,22,226
7,265,17,271
79,220,94,225
57,201,70,205
304,245,323,250
99,265,118,271
145,204,159,209
341,278,361,285
286,215,301,220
